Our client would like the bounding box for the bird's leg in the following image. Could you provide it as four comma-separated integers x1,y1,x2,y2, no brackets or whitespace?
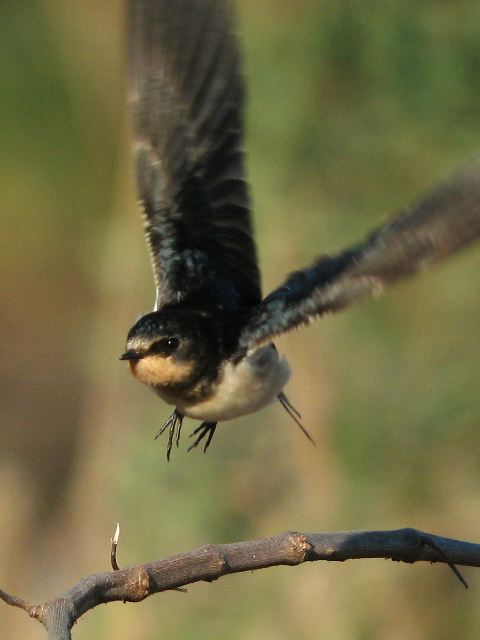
278,391,316,446
155,409,184,461
188,422,217,453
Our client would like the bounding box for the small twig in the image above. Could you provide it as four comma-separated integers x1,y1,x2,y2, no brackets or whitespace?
421,534,468,589
110,523,120,571
0,588,34,615
0,587,44,624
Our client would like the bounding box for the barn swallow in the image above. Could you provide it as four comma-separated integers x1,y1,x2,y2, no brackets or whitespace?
122,0,480,460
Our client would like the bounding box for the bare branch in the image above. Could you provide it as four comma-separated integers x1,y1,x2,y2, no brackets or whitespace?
2,527,480,639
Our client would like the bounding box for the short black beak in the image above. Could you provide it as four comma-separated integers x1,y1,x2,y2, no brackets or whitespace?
119,349,143,361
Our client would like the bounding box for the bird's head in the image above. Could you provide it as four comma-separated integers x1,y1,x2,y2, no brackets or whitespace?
120,308,216,389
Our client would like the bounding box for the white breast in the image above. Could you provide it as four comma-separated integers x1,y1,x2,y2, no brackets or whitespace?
176,345,291,422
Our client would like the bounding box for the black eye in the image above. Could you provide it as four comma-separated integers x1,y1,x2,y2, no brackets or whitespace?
149,337,180,356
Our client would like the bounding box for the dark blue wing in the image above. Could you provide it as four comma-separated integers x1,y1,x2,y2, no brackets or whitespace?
129,0,261,310
239,158,480,351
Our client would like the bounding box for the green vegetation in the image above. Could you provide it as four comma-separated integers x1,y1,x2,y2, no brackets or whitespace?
1,1,480,638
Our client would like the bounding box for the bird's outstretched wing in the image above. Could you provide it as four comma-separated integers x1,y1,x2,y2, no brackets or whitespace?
239,158,480,352
128,0,261,310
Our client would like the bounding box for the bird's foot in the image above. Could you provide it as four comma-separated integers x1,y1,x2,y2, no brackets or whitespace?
188,422,217,453
155,409,184,461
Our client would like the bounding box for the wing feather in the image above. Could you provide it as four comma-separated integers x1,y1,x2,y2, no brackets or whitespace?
239,158,480,351
128,0,261,310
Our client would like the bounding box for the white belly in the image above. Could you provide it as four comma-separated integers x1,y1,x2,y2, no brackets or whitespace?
176,345,291,422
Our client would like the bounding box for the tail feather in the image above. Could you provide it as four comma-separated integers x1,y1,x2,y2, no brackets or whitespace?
278,392,316,446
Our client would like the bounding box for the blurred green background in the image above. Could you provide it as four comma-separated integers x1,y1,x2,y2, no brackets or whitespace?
1,1,480,638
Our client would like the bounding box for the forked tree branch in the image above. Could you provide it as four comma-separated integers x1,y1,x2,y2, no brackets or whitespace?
2,527,480,639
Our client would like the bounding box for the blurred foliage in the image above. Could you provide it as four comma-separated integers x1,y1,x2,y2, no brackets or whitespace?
1,1,480,638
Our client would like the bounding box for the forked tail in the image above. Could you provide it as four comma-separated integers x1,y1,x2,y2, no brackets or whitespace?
278,392,316,446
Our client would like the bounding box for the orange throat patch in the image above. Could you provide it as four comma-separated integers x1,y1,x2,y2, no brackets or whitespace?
128,354,196,388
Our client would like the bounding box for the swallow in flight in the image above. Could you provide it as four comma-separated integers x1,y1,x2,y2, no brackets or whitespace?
121,0,480,459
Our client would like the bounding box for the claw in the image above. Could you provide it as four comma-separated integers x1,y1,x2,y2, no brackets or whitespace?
155,409,184,461
188,422,217,453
